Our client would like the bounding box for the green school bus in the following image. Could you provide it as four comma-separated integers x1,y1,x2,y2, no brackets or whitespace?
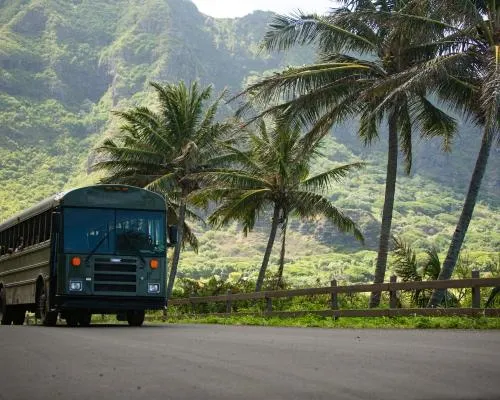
0,185,173,327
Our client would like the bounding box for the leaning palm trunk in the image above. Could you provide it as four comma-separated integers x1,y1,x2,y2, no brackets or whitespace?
166,199,186,304
256,205,281,292
276,216,288,289
428,128,494,307
370,115,398,308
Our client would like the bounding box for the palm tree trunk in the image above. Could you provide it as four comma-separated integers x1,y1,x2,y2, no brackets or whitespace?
427,127,494,307
255,204,281,292
370,114,398,308
165,198,186,305
277,216,288,288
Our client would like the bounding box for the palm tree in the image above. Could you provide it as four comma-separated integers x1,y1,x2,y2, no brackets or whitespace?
92,81,236,302
191,116,364,292
234,0,457,306
373,0,499,306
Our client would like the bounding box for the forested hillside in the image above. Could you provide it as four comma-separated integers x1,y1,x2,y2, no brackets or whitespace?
0,0,498,285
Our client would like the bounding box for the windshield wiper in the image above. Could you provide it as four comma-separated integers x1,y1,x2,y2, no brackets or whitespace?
85,228,114,265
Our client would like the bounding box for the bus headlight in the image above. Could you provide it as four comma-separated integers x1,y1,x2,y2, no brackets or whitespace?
69,281,83,291
148,283,160,294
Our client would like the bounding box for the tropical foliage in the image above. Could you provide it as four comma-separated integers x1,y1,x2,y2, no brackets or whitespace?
381,0,500,306
0,0,498,306
391,236,457,307
234,0,459,306
92,81,236,300
191,116,364,291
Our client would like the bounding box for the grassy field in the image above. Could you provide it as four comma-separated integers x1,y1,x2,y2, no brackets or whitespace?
158,314,500,329
22,310,500,329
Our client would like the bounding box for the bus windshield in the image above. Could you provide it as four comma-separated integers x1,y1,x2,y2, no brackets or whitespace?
64,208,166,256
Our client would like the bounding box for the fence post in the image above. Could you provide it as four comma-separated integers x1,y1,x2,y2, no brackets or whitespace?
265,296,272,313
389,275,398,309
226,289,232,314
190,292,196,315
331,280,338,320
471,270,480,308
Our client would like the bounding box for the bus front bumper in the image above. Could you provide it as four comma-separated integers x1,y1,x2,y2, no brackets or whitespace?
55,295,166,312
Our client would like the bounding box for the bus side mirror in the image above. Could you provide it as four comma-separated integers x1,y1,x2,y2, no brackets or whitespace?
168,225,178,247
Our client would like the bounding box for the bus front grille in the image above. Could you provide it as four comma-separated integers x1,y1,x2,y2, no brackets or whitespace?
94,283,136,293
93,258,137,293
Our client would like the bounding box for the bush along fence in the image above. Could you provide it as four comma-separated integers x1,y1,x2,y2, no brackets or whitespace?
168,271,500,318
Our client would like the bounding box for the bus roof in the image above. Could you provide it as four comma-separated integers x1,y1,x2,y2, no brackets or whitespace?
0,185,166,232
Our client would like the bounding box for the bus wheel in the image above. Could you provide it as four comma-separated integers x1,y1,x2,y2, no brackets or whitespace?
12,308,26,325
78,312,92,327
0,288,12,325
38,291,57,326
127,310,145,327
65,312,79,327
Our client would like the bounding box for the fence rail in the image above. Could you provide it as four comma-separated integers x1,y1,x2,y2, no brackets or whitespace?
168,273,500,318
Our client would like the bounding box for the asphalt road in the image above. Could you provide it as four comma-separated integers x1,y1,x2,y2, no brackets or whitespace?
0,324,499,400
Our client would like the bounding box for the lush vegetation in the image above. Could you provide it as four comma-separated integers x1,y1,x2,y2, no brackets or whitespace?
160,315,500,329
0,0,498,306
93,81,236,298
236,0,499,307
190,115,364,290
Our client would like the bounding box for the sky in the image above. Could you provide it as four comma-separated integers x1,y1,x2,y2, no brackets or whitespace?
190,0,336,18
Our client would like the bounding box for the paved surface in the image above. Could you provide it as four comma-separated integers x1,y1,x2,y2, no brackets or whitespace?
0,324,499,400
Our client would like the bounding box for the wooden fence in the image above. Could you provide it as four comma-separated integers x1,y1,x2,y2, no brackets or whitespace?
168,272,500,318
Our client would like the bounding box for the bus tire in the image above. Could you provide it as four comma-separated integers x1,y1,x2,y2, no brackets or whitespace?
0,287,12,325
38,291,57,326
127,310,145,327
78,312,92,327
12,308,26,325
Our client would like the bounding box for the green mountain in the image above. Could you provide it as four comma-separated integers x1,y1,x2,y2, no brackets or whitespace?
0,0,498,285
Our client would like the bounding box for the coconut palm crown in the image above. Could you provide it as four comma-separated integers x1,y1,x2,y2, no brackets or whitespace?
92,81,237,301
190,115,365,292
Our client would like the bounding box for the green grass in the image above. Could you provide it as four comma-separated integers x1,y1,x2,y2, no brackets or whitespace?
23,311,500,329
154,313,500,329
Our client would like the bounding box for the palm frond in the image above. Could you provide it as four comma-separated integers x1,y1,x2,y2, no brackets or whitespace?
410,96,457,152
300,162,365,193
207,189,270,232
290,190,364,243
392,236,421,282
181,221,199,252
422,247,441,280
263,12,377,54
145,173,178,194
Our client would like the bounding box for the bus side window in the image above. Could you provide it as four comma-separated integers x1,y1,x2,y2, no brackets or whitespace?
30,216,36,246
4,227,14,254
7,227,13,251
43,211,51,241
0,230,4,255
24,219,30,247
40,212,49,242
14,236,24,252
35,214,41,245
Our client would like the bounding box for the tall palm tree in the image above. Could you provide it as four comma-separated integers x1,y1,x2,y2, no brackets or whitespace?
372,0,499,306
234,0,457,306
92,81,236,302
191,116,364,292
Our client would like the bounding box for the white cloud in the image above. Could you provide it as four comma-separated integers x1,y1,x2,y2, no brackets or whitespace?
191,0,336,18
